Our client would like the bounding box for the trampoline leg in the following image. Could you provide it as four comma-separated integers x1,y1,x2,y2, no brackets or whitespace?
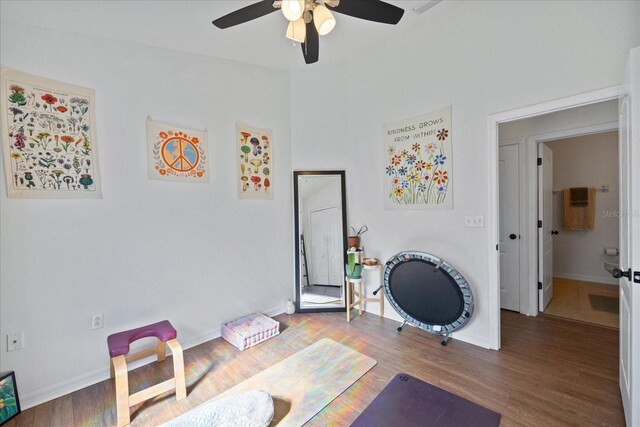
397,321,407,332
440,334,451,346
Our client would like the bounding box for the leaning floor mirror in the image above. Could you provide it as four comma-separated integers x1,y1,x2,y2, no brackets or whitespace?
294,171,347,312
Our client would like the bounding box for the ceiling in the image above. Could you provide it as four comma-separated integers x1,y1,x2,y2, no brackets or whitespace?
0,0,442,70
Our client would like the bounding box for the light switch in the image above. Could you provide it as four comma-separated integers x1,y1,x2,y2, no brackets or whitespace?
464,215,485,228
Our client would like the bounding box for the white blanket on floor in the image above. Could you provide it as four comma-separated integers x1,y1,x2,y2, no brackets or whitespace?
162,389,274,427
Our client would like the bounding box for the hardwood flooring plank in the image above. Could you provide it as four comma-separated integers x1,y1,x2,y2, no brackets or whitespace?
5,310,623,426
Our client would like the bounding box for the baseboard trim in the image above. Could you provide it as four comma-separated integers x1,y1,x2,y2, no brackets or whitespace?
19,366,109,411
554,272,618,286
362,305,491,350
20,304,285,410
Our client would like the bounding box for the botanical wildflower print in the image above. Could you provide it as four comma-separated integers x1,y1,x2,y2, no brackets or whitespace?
383,106,452,209
236,122,273,200
147,118,209,182
1,69,101,198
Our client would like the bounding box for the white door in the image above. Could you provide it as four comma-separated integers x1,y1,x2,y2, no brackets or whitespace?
618,47,639,427
308,206,343,286
309,209,329,285
538,144,554,312
499,144,520,311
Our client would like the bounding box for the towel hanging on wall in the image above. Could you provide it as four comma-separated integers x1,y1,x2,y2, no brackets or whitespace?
569,187,589,206
563,187,595,231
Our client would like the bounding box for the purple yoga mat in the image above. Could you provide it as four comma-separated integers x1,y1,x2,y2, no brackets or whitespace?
351,374,501,427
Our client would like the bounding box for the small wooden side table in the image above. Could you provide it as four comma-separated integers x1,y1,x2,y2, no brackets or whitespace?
346,263,384,322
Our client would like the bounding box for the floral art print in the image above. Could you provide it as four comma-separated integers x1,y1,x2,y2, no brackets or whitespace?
1,69,101,198
383,106,452,210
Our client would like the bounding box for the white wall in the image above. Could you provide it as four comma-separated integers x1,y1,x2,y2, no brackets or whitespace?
291,64,348,171
547,132,619,284
292,1,639,348
0,23,293,407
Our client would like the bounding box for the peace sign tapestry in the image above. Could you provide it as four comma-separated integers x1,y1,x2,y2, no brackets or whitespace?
147,118,209,183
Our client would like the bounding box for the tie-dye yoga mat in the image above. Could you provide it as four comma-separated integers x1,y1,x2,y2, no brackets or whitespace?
169,338,376,426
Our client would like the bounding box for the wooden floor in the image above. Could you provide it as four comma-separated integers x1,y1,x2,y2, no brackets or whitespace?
7,310,623,426
545,278,619,328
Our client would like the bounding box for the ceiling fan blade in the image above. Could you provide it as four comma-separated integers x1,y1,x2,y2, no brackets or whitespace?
212,1,277,29
301,20,319,64
330,0,404,25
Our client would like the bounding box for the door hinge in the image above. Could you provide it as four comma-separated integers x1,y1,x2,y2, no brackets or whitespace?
538,281,542,290
538,220,542,228
634,271,640,284
537,157,542,166
496,244,499,251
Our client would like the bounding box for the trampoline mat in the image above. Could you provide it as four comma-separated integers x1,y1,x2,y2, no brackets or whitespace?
388,259,464,325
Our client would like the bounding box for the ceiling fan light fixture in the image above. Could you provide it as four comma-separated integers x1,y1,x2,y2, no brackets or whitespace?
281,0,305,21
211,0,404,65
286,18,306,43
313,4,336,36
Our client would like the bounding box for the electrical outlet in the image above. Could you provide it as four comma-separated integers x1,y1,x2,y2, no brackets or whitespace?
7,332,23,352
92,314,104,330
464,215,485,228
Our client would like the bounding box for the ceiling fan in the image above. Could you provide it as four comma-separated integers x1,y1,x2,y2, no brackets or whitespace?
212,0,404,64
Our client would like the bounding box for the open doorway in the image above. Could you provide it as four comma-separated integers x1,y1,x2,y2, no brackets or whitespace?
497,99,619,321
538,131,620,328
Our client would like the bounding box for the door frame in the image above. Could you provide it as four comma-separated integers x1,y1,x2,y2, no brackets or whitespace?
487,86,621,349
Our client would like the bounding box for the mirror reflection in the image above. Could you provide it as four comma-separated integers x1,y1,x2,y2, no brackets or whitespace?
295,172,346,311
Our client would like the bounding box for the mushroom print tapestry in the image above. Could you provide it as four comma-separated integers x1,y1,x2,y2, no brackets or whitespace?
147,118,209,182
383,106,453,210
236,122,272,200
1,69,101,198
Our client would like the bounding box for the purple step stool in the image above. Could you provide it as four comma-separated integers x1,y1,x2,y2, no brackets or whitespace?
107,320,187,427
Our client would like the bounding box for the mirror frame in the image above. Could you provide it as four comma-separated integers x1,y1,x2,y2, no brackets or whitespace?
293,170,348,313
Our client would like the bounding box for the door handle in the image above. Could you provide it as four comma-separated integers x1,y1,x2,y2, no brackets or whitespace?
509,234,517,240
611,268,631,279
551,230,559,235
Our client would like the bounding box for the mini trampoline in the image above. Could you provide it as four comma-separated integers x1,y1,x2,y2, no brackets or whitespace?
382,251,474,345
